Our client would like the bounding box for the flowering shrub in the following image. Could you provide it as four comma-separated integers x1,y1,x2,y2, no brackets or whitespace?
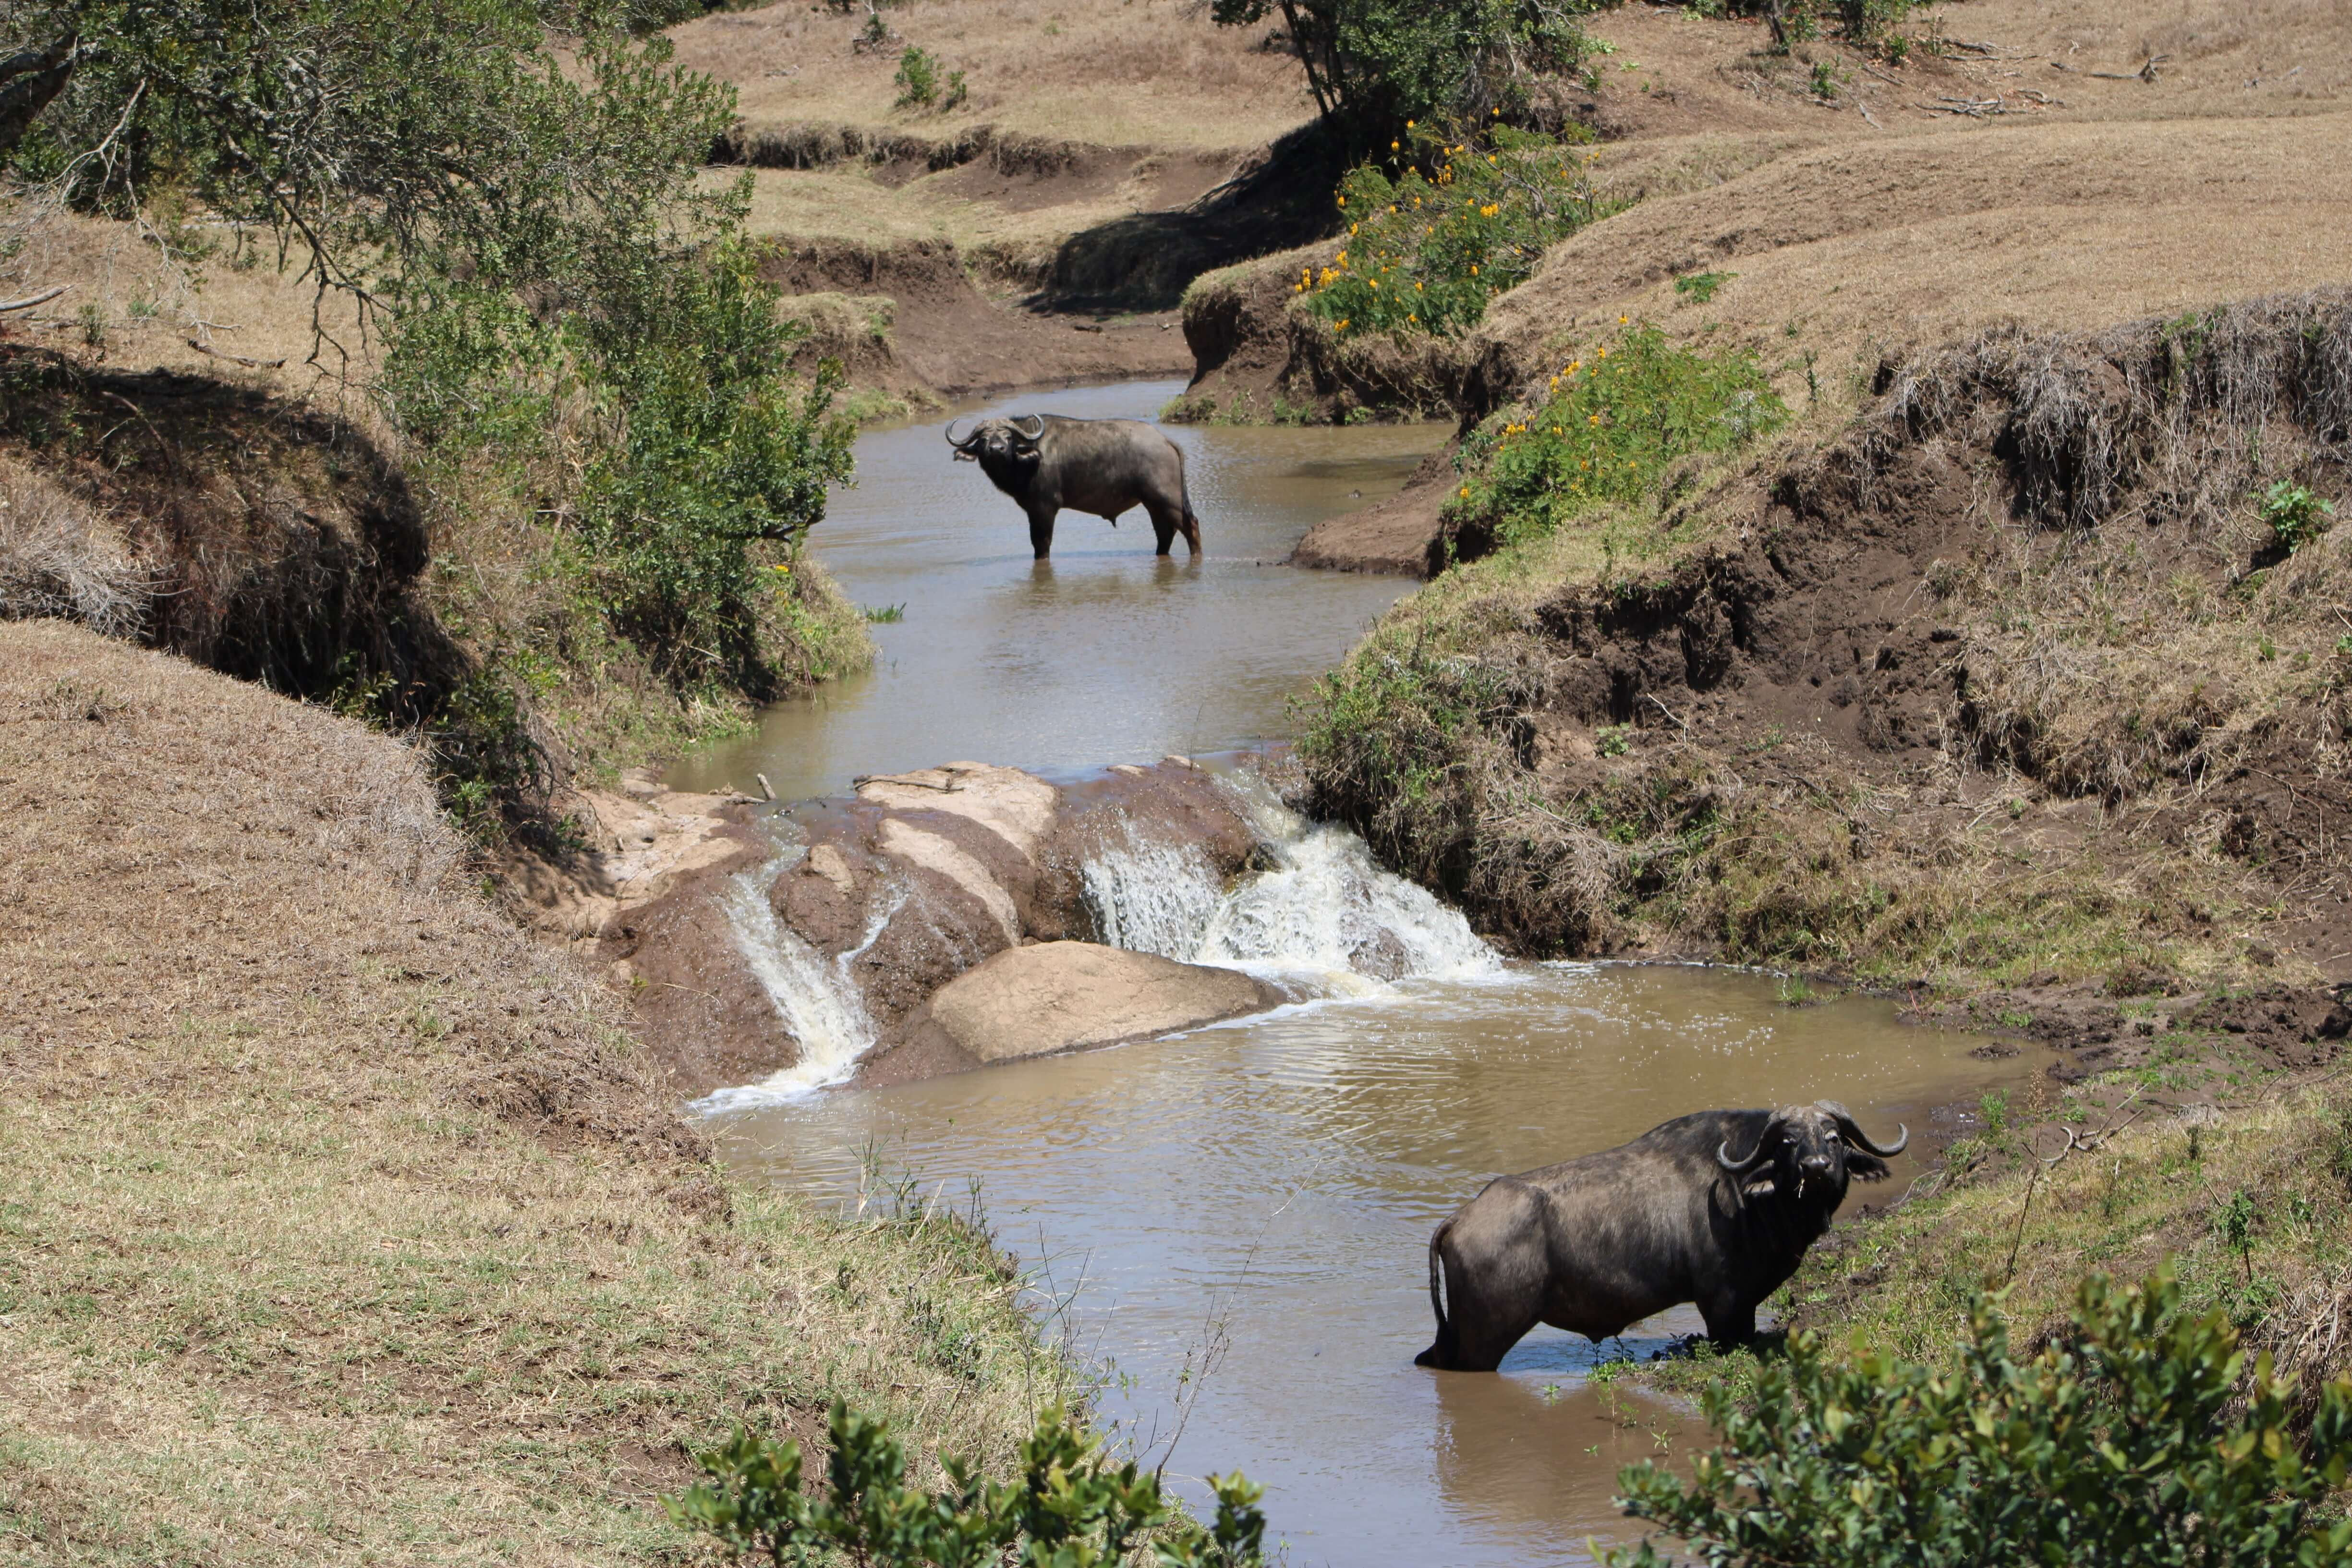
1297,120,1618,338
1445,321,1786,548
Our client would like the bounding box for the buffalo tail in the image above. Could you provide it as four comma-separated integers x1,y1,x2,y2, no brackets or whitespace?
1415,1218,1455,1368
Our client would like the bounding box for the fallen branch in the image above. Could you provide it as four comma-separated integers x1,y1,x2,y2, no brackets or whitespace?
185,338,287,370
0,283,67,313
2088,55,2169,83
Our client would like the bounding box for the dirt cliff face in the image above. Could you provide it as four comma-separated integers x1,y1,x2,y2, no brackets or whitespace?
1302,290,2352,995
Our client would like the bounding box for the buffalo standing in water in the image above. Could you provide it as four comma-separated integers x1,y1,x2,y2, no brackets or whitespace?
1416,1101,1907,1371
947,413,1203,559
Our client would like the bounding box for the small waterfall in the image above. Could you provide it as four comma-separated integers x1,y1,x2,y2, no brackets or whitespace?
1083,777,1498,988
690,856,899,1113
1081,828,1224,959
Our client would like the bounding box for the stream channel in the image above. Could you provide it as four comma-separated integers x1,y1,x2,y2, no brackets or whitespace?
672,381,2022,1566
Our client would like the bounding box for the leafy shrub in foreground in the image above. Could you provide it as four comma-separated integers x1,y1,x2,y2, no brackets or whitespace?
1608,1270,2352,1568
1297,121,1617,338
1447,322,1786,549
668,1399,1267,1567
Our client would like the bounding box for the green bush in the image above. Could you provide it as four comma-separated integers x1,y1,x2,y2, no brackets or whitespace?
894,46,939,108
1608,1270,2352,1568
571,237,856,688
667,1399,1267,1568
1446,321,1786,549
1296,121,1617,338
2262,480,2337,553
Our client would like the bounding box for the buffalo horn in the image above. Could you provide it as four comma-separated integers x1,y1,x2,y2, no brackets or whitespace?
1011,413,1044,440
943,418,977,448
1717,1120,1779,1175
1818,1100,1909,1157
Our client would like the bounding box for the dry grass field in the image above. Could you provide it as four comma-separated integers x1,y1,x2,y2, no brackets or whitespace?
670,0,1308,152
1186,0,2352,424
0,622,1073,1565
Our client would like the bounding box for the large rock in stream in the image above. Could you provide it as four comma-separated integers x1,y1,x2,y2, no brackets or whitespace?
603,756,1277,1098
865,941,1285,1085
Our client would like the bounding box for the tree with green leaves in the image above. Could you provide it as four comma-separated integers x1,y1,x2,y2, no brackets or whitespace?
2,0,856,705
1209,0,1600,146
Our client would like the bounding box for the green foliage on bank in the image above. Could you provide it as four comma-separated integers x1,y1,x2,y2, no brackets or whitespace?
8,0,875,822
1446,322,1787,548
1294,321,1784,867
1297,121,1617,338
1610,1271,2352,1568
669,1400,1268,1568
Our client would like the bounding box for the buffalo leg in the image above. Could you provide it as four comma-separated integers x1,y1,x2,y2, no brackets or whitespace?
1026,506,1057,559
1144,498,1180,557
1698,1294,1758,1348
1418,1197,1546,1371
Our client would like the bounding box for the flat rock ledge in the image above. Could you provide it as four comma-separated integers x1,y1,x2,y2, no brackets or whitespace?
861,941,1285,1085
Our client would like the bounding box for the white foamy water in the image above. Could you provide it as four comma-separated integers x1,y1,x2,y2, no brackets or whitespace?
1084,775,1499,991
689,857,900,1113
1080,828,1224,959
699,773,1498,1113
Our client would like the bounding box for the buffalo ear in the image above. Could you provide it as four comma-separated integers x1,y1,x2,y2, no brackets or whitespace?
1742,1178,1778,1199
1848,1153,1891,1182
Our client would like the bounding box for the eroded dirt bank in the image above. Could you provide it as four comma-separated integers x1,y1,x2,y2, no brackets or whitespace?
1309,291,2352,997
758,236,1192,404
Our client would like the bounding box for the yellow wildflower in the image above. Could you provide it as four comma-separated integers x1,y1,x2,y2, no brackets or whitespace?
1619,314,1628,323
1459,486,1470,499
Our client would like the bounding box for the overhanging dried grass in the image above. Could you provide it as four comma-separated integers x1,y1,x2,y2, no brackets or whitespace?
1884,287,2352,534
0,459,157,639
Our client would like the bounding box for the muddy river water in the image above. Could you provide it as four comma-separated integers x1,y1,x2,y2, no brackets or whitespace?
679,384,2020,1566
666,379,1437,802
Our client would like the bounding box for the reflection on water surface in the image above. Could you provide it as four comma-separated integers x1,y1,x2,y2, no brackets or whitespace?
711,963,2021,1568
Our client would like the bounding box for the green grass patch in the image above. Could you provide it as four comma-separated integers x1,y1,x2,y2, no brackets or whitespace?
1446,321,1787,551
